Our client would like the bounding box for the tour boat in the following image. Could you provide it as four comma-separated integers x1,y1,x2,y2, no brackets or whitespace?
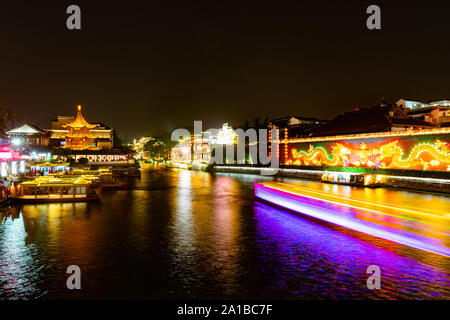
12,175,101,203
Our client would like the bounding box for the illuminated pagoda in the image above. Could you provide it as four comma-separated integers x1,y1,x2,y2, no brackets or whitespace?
47,105,131,165
61,105,100,150
48,105,113,150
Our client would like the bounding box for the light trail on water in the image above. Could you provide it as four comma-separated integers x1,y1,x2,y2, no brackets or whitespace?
254,182,450,257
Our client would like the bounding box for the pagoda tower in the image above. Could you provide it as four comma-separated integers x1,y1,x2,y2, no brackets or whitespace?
62,105,100,150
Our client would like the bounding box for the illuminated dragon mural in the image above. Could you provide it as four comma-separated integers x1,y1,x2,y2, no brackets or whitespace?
290,140,450,171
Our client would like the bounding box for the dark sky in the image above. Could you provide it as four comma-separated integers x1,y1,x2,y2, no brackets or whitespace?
1,1,450,140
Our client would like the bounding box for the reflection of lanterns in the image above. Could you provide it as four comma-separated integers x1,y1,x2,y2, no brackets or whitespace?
1,163,7,177
11,161,17,175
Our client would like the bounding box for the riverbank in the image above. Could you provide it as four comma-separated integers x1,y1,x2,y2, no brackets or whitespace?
210,165,450,194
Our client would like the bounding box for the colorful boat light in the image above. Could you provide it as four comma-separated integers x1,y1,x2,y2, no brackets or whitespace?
254,182,450,257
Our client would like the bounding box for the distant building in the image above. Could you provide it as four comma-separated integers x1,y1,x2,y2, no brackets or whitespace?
192,133,211,166
396,98,450,110
47,105,113,150
426,100,450,108
210,123,236,145
51,116,76,129
171,136,192,169
268,116,326,139
6,123,48,148
309,104,435,137
396,99,427,110
45,106,132,165
171,124,237,168
396,99,450,126
407,106,450,125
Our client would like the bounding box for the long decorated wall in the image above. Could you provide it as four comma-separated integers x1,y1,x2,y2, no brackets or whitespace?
282,130,450,172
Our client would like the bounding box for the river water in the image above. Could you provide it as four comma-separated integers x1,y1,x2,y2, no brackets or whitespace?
0,168,449,299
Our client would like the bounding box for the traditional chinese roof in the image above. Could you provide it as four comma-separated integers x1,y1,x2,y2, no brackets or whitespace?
6,122,45,135
269,116,321,128
308,105,436,137
63,105,98,129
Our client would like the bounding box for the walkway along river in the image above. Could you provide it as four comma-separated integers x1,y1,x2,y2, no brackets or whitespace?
0,168,449,299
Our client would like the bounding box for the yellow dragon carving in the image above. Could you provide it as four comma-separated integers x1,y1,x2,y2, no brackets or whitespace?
291,140,450,171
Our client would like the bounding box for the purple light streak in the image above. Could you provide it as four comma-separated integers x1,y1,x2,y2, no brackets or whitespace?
254,183,450,257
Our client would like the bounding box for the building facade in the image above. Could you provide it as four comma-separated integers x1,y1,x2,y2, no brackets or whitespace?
47,105,113,150
397,99,450,126
6,123,48,148
407,106,450,126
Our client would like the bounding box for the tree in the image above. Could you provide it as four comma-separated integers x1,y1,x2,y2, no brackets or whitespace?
243,118,249,130
143,132,177,162
68,157,76,167
78,157,88,164
144,139,166,161
253,117,261,129
156,131,178,151
112,129,122,148
0,108,20,132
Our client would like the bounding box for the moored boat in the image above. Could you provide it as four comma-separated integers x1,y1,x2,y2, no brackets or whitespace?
12,175,101,203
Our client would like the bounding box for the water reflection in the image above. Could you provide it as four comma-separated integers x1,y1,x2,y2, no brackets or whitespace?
0,169,448,299
172,170,194,248
210,176,241,295
253,202,450,299
168,170,196,294
0,210,44,299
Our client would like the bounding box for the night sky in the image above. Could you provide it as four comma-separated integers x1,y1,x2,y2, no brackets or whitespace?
1,0,450,140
